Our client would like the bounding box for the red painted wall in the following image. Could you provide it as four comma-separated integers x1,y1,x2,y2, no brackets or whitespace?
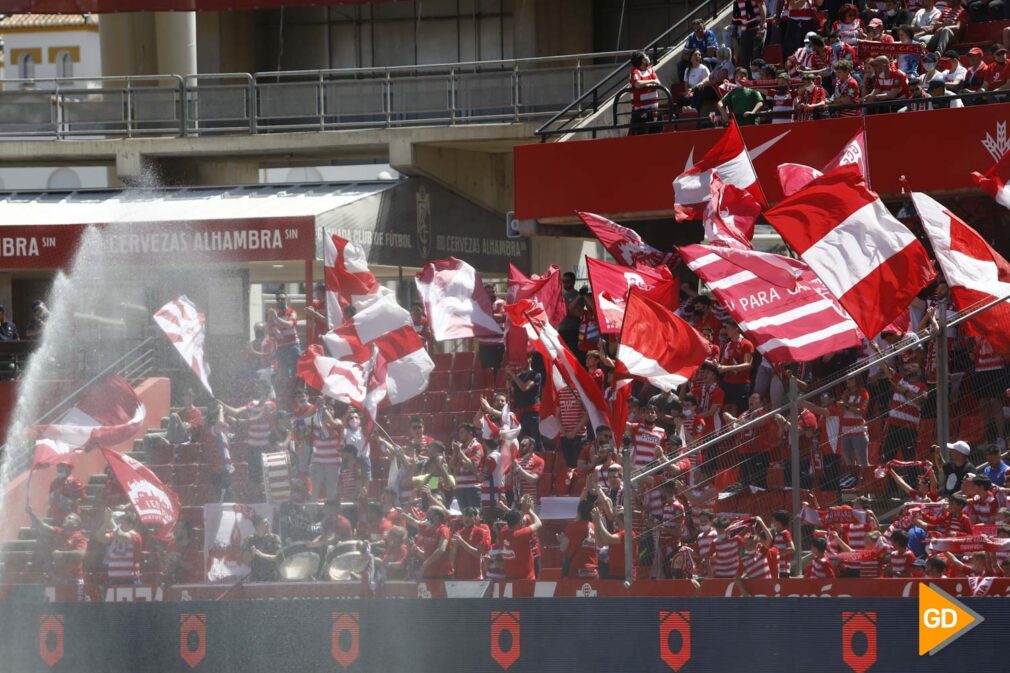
514,104,1010,220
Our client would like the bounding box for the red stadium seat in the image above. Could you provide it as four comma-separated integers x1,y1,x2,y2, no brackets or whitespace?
424,392,447,414
449,370,473,391
428,371,450,392
451,351,476,371
401,395,425,414
474,367,495,389
448,390,474,413
431,413,456,439
175,443,202,463
762,44,783,65
494,368,508,389
432,352,453,371
172,464,203,487
387,415,412,436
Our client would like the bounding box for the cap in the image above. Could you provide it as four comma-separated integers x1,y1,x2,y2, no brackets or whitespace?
804,31,818,41
997,47,1008,55
969,47,984,56
868,18,883,28
943,49,960,59
924,52,939,63
948,440,971,456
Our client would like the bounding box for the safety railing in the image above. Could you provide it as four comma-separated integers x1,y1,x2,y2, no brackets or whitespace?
621,289,1010,583
0,51,635,139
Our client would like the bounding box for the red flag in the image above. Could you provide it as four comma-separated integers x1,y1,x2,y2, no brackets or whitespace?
31,439,79,470
777,130,869,197
673,118,767,221
415,257,503,341
506,299,611,432
153,296,212,396
971,145,1010,211
506,264,566,325
616,290,711,390
585,256,677,334
913,192,1010,354
577,211,676,268
679,244,862,363
764,165,936,339
102,448,179,541
702,174,761,250
30,374,146,453
324,234,388,327
296,344,368,404
606,380,632,443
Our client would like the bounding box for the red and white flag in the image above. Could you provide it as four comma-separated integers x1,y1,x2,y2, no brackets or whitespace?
505,299,611,432
30,374,146,462
673,118,767,221
506,264,566,326
324,294,434,407
702,174,761,250
764,165,936,339
296,344,368,404
154,295,212,395
324,233,389,327
585,256,677,334
777,129,869,198
971,147,1010,211
679,244,862,363
913,192,1010,353
414,257,503,341
204,503,273,583
617,291,711,391
31,438,78,470
577,211,677,268
102,448,179,541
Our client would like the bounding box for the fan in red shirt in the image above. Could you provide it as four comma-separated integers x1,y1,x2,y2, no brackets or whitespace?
451,506,492,580
885,530,917,577
28,507,88,591
415,506,453,579
735,518,775,590
693,363,725,433
593,506,638,580
303,282,328,346
916,494,973,536
409,302,434,352
380,526,410,580
497,504,543,580
717,322,754,414
794,72,829,122
47,461,85,522
723,393,781,489
560,499,600,580
806,536,835,578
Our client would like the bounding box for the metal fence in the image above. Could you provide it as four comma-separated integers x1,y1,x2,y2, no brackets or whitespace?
0,52,635,139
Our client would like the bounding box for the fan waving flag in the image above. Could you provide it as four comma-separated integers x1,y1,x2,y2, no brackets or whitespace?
30,374,146,462
971,146,1010,210
577,211,677,268
102,448,179,541
617,291,711,391
764,165,936,339
154,295,213,396
415,257,504,341
778,129,869,198
324,233,391,327
585,256,677,333
673,118,767,221
913,192,1010,354
702,174,761,250
679,244,863,363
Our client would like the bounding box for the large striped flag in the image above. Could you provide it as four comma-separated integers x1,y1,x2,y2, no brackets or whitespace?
323,233,389,327
617,290,710,391
972,146,1010,210
764,165,936,339
154,295,212,395
678,244,863,363
577,211,677,268
585,256,677,334
414,257,503,341
673,118,766,221
702,174,761,250
777,129,869,197
913,192,1010,354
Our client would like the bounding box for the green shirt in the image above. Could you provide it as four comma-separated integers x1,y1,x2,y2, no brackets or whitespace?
722,87,764,125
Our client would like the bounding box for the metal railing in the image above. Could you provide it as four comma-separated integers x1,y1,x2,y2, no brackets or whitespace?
533,0,729,140
0,51,636,139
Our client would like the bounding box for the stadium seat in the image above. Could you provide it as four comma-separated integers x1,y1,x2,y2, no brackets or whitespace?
474,367,495,390
431,413,456,439
172,464,203,487
428,371,450,392
402,395,426,414
449,370,473,391
762,44,783,65
448,390,474,413
494,368,508,390
388,415,412,436
451,351,476,371
432,352,453,371
424,392,447,414
175,443,203,463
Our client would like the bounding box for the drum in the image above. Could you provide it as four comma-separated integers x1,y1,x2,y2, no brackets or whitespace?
262,451,292,503
326,550,370,581
278,542,320,581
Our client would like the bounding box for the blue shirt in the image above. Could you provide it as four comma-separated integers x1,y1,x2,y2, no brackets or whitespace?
687,30,719,55
983,460,1009,487
906,526,928,558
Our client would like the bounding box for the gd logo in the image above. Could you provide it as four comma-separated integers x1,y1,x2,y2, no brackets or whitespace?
39,615,64,668
179,613,207,669
490,611,520,670
331,612,360,669
658,611,691,672
841,611,877,673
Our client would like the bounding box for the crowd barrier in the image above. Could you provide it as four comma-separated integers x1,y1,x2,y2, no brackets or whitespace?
1,594,1006,672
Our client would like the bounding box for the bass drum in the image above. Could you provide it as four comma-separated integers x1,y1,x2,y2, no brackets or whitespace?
326,543,369,581
278,542,320,581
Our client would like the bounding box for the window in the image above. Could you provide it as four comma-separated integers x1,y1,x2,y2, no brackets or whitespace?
56,51,73,79
18,52,35,80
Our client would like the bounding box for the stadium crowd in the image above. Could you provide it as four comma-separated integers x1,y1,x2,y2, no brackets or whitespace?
627,0,1010,133
26,265,1010,591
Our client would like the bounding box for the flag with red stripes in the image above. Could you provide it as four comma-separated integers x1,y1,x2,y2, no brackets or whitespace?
102,448,179,541
414,257,503,341
777,129,869,198
971,146,1010,211
702,174,761,250
678,244,862,363
913,192,1010,354
577,211,677,268
324,234,389,327
673,118,767,221
585,256,677,334
296,344,368,404
764,165,936,339
154,295,212,395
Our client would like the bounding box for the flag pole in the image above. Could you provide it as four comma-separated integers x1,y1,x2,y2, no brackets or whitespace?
936,298,951,458
789,375,802,577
